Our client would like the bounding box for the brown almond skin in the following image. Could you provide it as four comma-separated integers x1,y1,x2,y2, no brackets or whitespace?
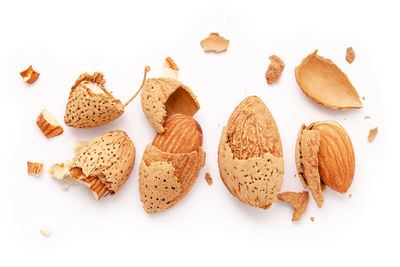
309,120,355,193
152,114,203,154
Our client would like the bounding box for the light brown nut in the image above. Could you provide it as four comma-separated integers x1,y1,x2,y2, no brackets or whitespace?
296,121,356,201
346,47,355,63
36,109,64,138
65,67,149,128
278,191,309,221
20,65,40,84
295,50,362,109
139,115,206,213
205,173,213,185
27,161,44,176
200,33,230,53
152,114,203,154
218,96,284,209
368,127,378,142
141,78,200,133
70,130,135,199
265,55,285,84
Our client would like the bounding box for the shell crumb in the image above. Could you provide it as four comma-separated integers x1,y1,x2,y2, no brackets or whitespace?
310,217,315,222
200,33,229,53
265,55,285,84
346,47,355,63
349,194,352,198
368,127,378,142
40,228,52,236
205,172,213,185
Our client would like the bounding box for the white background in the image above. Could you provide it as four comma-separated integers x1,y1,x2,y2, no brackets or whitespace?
0,0,398,266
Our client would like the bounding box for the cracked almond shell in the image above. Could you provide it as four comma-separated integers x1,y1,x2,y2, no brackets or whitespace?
139,114,205,213
70,130,135,198
141,78,200,133
64,72,125,128
218,96,284,209
139,145,206,213
296,121,355,205
295,50,362,109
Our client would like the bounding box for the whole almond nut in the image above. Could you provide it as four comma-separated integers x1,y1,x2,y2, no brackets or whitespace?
295,120,355,203
139,114,206,213
218,96,284,209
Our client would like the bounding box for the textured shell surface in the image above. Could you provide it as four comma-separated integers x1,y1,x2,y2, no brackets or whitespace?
218,96,284,209
71,130,135,194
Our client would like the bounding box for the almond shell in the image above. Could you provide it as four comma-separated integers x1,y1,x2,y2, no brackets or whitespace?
139,144,205,213
141,78,200,133
71,130,135,195
295,50,362,109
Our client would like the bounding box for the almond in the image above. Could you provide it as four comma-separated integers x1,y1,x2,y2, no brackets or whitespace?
139,114,206,213
218,96,284,209
141,78,200,133
65,66,149,128
36,109,64,138
70,130,136,199
152,113,203,154
295,50,362,109
296,120,355,204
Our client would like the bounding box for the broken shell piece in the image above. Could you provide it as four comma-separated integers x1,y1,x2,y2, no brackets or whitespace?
295,50,362,109
20,65,40,84
48,161,72,180
278,191,309,221
36,109,64,138
70,130,135,200
40,228,52,236
205,172,213,185
368,127,378,142
163,57,179,80
346,47,355,63
64,66,149,128
27,161,44,176
141,78,200,133
200,33,230,53
265,55,285,84
73,141,88,153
